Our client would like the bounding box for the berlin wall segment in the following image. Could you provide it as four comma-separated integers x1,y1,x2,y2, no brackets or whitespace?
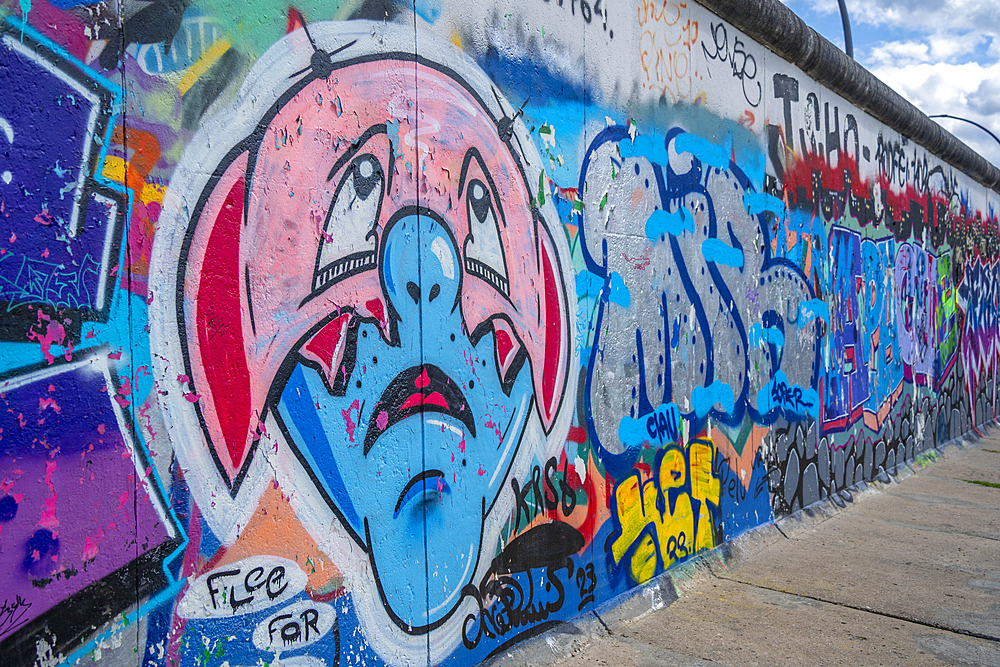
0,0,996,665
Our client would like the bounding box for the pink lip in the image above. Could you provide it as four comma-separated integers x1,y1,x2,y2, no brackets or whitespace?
399,391,450,411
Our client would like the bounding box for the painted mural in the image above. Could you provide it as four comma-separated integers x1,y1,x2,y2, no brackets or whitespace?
0,0,997,665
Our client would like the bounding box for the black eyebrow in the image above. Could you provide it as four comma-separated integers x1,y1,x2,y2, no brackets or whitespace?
456,147,508,228
327,124,389,182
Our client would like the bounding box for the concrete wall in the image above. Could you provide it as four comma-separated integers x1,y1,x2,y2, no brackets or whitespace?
0,0,996,665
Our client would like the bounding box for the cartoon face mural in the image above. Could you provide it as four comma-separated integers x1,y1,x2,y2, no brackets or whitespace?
152,21,571,639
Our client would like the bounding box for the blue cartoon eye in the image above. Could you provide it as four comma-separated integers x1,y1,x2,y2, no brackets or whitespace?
463,178,509,297
313,153,385,293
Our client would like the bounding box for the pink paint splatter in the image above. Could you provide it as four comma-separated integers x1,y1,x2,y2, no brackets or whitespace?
38,397,61,413
26,311,73,365
342,399,361,442
139,403,157,442
39,460,59,529
484,418,502,445
183,392,201,403
82,535,99,561
477,464,486,476
177,374,189,383
108,350,121,360
376,410,388,430
114,395,131,408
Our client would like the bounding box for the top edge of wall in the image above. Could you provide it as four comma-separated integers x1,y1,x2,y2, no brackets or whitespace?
695,0,1000,193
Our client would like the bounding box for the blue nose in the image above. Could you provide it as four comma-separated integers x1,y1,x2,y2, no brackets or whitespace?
380,212,461,323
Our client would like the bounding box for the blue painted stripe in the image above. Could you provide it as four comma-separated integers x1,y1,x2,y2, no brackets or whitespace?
702,238,744,268
646,208,694,240
674,133,730,169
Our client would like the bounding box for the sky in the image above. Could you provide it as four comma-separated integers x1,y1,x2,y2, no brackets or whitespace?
780,0,1000,169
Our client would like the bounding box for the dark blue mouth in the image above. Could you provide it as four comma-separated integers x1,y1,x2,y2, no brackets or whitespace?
394,470,451,518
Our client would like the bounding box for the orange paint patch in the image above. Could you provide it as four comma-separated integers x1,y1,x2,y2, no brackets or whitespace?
713,423,769,491
213,483,343,596
863,380,904,432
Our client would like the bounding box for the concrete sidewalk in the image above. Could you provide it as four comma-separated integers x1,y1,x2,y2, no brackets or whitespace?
491,433,1000,667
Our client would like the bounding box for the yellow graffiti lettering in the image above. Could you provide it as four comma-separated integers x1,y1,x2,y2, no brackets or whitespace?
629,532,658,584
609,438,722,584
688,441,720,553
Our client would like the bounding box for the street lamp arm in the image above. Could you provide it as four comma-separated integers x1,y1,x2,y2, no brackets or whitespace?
930,114,1000,150
837,0,854,59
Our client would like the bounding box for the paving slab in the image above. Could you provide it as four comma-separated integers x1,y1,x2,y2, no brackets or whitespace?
552,634,729,667
724,445,1000,639
849,491,1000,542
921,452,1000,484
607,578,1000,667
884,474,1000,511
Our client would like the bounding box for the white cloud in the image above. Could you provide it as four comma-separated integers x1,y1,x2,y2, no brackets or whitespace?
794,0,1000,38
969,76,1000,116
865,31,990,68
868,40,932,65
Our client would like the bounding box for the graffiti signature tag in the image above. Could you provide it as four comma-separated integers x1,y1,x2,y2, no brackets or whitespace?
0,595,32,637
621,252,651,270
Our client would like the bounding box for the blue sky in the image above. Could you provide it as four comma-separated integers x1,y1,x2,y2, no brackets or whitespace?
781,0,1000,169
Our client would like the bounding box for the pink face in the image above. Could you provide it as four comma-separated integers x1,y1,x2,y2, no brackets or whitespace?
182,59,569,493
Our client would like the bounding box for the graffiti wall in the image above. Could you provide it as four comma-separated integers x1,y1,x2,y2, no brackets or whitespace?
0,0,997,665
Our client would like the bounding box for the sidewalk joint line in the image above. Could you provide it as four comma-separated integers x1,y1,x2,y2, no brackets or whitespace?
724,578,1000,644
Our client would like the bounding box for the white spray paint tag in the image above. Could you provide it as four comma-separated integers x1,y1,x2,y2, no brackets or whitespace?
176,555,308,618
252,599,337,652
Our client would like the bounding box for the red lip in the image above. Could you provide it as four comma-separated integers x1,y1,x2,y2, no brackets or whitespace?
399,392,450,411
